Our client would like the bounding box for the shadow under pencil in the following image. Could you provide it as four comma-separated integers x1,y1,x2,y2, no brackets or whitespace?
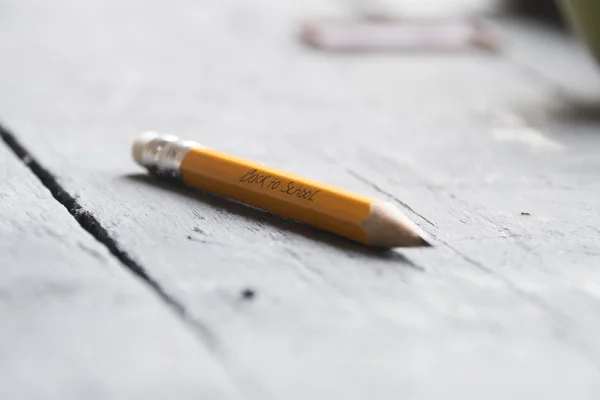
122,173,422,269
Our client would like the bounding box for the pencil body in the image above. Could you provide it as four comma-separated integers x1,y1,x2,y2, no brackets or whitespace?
133,132,428,247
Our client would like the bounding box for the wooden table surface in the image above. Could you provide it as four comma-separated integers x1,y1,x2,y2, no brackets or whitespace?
3,1,600,399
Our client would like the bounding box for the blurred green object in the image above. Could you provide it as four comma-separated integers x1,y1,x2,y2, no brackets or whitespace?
558,0,600,62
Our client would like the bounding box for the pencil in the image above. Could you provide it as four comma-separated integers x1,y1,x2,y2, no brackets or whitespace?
132,132,430,248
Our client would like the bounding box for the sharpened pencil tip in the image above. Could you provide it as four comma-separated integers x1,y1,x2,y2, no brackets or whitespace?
419,237,432,247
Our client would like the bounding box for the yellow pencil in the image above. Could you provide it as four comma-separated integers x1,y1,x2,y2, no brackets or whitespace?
132,132,430,248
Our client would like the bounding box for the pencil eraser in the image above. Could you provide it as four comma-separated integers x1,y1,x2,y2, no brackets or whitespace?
132,131,160,165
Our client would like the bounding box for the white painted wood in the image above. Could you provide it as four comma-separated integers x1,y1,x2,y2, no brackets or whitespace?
1,0,600,398
0,144,239,399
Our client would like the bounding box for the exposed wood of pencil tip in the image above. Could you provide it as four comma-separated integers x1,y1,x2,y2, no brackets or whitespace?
362,202,431,248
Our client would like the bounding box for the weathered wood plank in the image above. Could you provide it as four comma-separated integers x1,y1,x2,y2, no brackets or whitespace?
0,142,239,398
1,0,600,398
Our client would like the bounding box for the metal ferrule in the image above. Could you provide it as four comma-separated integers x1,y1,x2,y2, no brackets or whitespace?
135,132,201,180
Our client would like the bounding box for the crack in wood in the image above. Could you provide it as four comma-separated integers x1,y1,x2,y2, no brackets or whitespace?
186,234,226,247
282,247,333,285
346,168,438,228
445,234,531,243
321,150,599,362
0,123,219,349
436,232,600,370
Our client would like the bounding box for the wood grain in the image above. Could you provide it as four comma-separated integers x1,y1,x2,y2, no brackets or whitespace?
1,0,600,398
0,141,239,398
